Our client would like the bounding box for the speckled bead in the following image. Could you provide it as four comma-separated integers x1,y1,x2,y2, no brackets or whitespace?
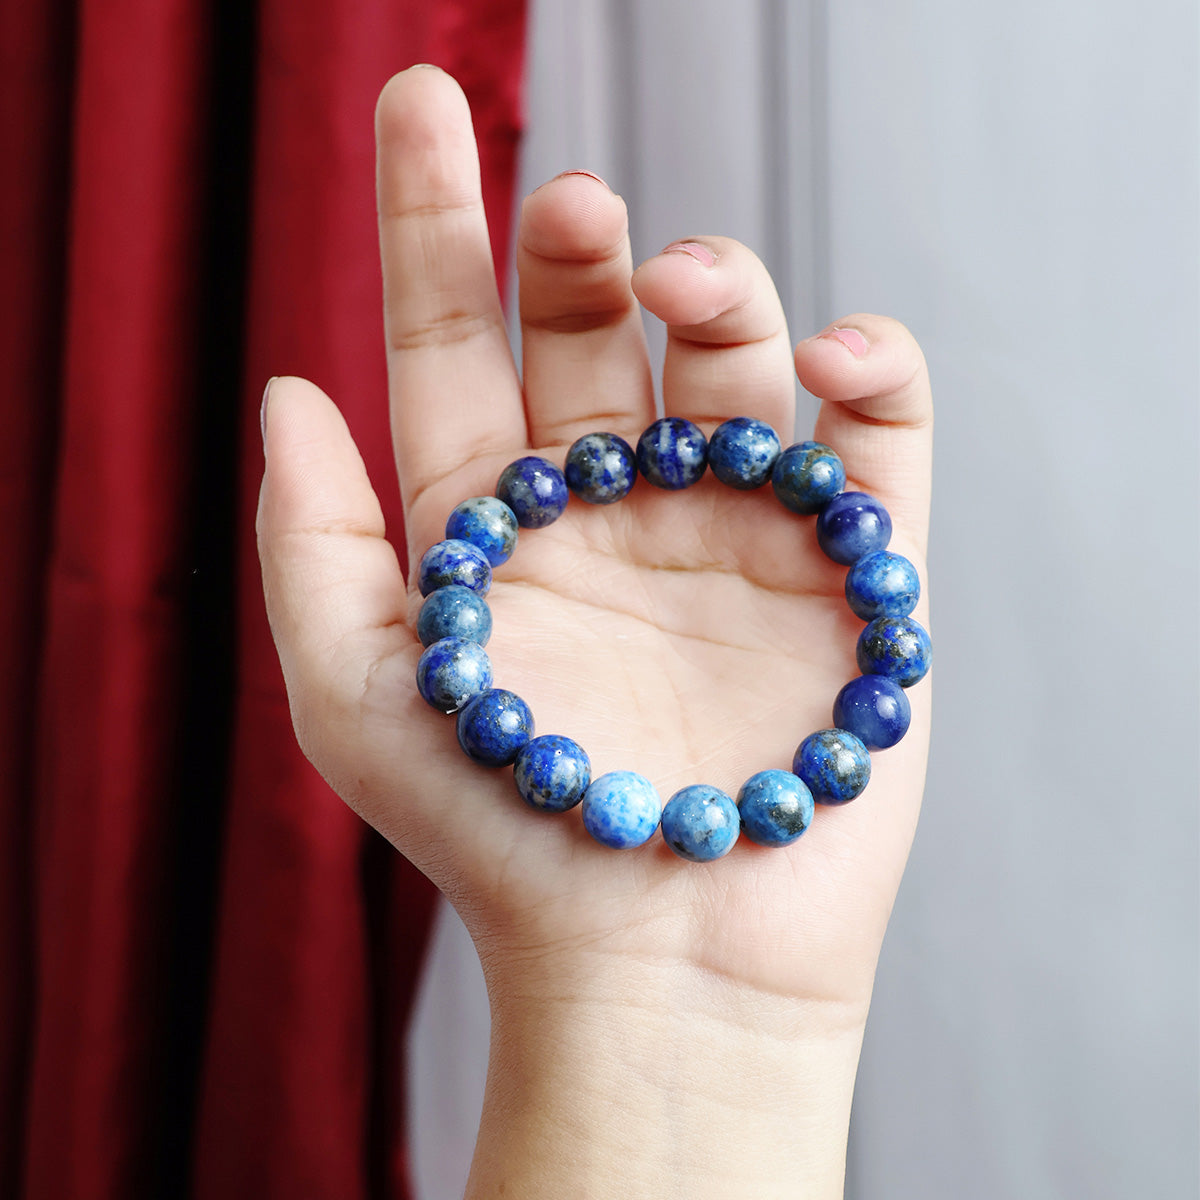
832,675,911,750
736,769,814,847
417,539,492,597
513,735,592,813
844,550,920,621
815,492,892,565
635,418,708,490
581,771,662,849
416,585,493,648
495,457,569,528
416,637,493,712
793,729,871,805
660,785,740,862
564,432,638,504
445,496,518,566
456,688,534,767
771,441,846,514
707,417,782,490
856,615,932,687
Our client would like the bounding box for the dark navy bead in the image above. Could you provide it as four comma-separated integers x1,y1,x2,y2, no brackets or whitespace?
564,432,638,504
844,550,920,620
660,785,740,862
416,637,493,712
445,496,518,566
771,441,845,514
495,457,569,528
416,585,492,648
707,417,782,490
736,769,814,847
793,729,871,805
856,615,931,687
456,688,534,766
815,492,892,565
417,538,492,597
581,771,662,848
832,675,912,750
513,735,591,813
635,418,708,490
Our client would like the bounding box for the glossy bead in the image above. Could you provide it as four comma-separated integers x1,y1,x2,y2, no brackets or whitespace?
793,729,871,805
416,585,493,648
815,492,892,565
832,675,911,750
844,550,920,620
417,539,492,597
581,771,662,849
445,496,518,566
771,441,845,514
660,785,740,862
707,417,781,490
856,615,932,687
456,688,534,767
635,418,708,490
564,432,637,504
513,735,591,813
416,637,493,712
495,457,569,528
736,769,814,847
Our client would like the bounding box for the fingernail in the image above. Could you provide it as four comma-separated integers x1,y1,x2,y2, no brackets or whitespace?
661,240,716,267
261,376,277,448
822,326,869,357
558,169,609,188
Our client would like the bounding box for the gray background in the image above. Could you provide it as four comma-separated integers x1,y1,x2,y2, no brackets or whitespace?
409,2,1200,1196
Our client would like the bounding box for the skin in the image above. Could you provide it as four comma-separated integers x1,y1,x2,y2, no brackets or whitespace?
258,65,933,1199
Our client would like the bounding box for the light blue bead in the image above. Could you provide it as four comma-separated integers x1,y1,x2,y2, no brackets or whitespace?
582,771,662,848
856,616,932,687
445,496,518,566
844,550,920,620
737,769,814,847
513,735,591,812
635,418,708,490
815,492,892,565
416,585,492,647
456,688,534,766
660,785,740,862
417,538,492,597
565,432,638,504
495,457,569,528
793,729,871,805
771,441,845,514
708,417,781,490
833,675,911,750
416,637,493,712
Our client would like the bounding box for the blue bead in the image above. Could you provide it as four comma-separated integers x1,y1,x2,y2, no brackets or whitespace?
581,771,662,848
832,675,912,750
844,550,920,620
815,492,892,565
416,585,493,647
513,735,592,813
736,769,814,847
445,496,518,566
793,729,871,805
495,457,569,528
707,417,782,490
565,432,638,504
417,539,492,597
856,615,932,687
635,418,708,490
771,441,845,514
456,688,534,766
416,637,493,712
660,784,740,862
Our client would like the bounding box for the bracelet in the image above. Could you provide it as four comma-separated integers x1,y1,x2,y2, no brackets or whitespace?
414,416,930,863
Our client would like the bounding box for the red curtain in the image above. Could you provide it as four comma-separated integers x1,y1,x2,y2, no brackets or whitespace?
0,2,526,1197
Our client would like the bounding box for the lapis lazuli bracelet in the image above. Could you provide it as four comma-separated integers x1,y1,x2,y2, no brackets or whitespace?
414,416,931,864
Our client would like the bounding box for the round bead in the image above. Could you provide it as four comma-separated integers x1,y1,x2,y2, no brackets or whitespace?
660,785,740,862
771,441,845,514
513,735,592,813
416,637,493,712
564,432,638,504
495,457,569,528
707,417,782,490
815,492,893,565
635,418,708,490
832,675,912,750
456,688,534,767
416,585,493,647
581,771,662,849
844,550,920,620
417,539,492,597
736,769,814,847
445,496,518,567
856,615,932,687
793,729,871,805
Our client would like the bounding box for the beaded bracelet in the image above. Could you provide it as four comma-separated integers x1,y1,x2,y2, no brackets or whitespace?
414,416,930,864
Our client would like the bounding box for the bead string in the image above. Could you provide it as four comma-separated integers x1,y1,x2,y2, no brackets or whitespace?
414,417,931,863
